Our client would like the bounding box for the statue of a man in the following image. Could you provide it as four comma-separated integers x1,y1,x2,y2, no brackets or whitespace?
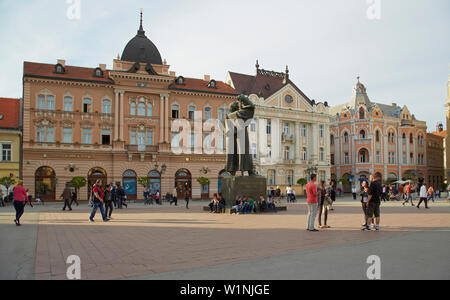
225,94,256,176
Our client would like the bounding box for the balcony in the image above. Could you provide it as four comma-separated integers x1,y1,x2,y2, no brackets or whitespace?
126,145,159,153
282,133,295,143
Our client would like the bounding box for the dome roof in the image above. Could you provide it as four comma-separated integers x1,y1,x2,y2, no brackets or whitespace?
121,12,163,65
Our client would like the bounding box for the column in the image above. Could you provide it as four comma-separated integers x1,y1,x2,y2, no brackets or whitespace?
119,91,124,141
295,122,300,162
159,95,165,143
164,95,169,143
114,91,119,141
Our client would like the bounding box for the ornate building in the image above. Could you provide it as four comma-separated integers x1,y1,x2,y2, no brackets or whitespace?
445,70,450,179
330,78,428,191
22,13,238,201
226,63,331,187
427,124,445,190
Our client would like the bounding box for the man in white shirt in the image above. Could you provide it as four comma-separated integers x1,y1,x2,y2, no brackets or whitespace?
417,184,429,209
286,186,293,203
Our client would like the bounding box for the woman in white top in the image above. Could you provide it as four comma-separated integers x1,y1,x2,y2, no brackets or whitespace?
417,184,429,209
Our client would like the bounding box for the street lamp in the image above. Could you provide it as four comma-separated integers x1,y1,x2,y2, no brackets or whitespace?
153,163,167,204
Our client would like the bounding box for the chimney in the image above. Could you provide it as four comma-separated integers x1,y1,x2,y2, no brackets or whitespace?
99,64,106,71
57,59,66,67
392,103,397,107
204,75,211,82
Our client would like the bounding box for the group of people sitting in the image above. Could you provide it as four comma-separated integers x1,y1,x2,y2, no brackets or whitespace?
231,195,277,214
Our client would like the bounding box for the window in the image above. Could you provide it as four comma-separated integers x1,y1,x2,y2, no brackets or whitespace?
188,106,195,120
1,144,12,161
138,103,146,116
344,132,349,143
147,132,153,146
283,147,290,161
82,129,92,144
286,170,294,186
36,127,45,142
319,125,324,138
331,154,335,165
190,133,195,148
147,103,153,117
102,100,111,114
359,149,368,163
344,152,349,164
64,97,73,112
218,109,225,121
266,120,272,135
172,105,179,119
176,77,184,85
83,99,92,113
375,130,380,142
171,133,180,148
410,133,414,144
138,132,146,146
204,134,213,149
402,133,406,144
46,127,54,143
319,171,326,183
95,69,102,77
130,103,136,116
250,121,257,132
285,95,293,104
101,130,111,145
376,151,381,163
268,170,276,186
403,153,407,164
204,107,212,121
130,131,137,145
46,96,55,110
63,128,72,143
410,153,414,164
301,125,307,137
330,135,334,145
360,130,366,139
37,95,45,110
251,143,257,159
301,147,307,161
320,148,325,161
359,108,365,120
283,123,290,135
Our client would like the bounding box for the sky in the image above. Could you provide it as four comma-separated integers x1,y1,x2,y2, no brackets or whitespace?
0,0,449,131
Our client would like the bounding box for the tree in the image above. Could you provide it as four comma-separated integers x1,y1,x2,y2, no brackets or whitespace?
197,177,211,186
70,177,87,197
440,182,448,192
0,176,16,196
138,177,151,188
339,177,350,185
297,178,308,186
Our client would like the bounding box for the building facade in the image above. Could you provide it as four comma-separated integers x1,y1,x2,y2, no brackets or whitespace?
227,63,331,187
0,98,22,192
22,14,238,201
330,78,428,192
445,70,450,180
427,124,445,190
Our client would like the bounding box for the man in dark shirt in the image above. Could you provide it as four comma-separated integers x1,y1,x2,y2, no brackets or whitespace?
363,174,383,231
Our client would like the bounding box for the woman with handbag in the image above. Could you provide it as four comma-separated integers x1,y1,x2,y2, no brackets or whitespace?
318,181,330,229
360,180,370,227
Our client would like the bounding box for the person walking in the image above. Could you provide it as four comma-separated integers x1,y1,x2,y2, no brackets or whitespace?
286,186,293,203
362,174,382,232
70,190,79,207
402,182,415,207
89,180,109,223
116,183,127,208
427,186,435,203
185,190,190,209
306,174,319,232
104,184,114,219
417,184,430,209
352,185,358,200
61,183,73,211
13,180,31,226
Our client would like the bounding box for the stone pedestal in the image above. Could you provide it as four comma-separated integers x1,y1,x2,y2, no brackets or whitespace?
222,176,267,208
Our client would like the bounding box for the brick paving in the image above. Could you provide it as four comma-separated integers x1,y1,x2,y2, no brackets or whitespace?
26,200,450,280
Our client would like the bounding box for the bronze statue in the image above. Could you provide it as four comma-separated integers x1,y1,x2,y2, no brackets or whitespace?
225,94,256,176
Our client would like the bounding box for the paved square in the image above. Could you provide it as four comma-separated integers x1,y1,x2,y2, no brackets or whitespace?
1,198,449,280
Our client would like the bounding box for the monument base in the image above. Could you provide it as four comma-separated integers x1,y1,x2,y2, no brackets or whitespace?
222,176,267,208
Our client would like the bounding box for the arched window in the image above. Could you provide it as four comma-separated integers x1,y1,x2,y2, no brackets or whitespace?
359,108,365,120
172,105,179,119
330,135,334,145
301,147,307,161
360,130,366,139
375,130,380,142
218,108,225,121
320,148,325,161
188,106,195,120
359,149,369,163
284,146,290,161
137,103,146,116
410,133,414,144
402,133,407,144
301,125,307,137
344,132,349,143
102,100,111,114
130,102,136,116
204,107,212,121
64,96,73,112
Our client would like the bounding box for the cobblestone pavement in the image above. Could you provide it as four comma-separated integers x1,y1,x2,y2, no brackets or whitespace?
0,198,449,280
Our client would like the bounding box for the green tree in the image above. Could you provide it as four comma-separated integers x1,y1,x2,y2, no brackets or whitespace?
0,177,16,196
197,177,211,186
70,177,87,197
440,182,448,192
297,178,308,186
138,177,151,188
339,177,350,185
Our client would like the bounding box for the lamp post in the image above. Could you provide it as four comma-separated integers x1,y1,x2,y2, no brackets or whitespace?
154,162,167,204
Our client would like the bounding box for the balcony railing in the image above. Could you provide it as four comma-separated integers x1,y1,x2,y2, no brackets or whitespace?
126,145,159,153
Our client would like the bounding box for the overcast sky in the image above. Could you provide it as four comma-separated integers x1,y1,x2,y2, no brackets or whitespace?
0,0,449,131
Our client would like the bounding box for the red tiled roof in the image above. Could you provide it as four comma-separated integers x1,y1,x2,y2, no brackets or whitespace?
170,77,238,96
0,98,20,129
23,62,114,84
228,70,313,105
431,130,447,138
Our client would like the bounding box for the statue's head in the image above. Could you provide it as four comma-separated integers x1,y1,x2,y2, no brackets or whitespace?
230,102,239,113
237,94,247,102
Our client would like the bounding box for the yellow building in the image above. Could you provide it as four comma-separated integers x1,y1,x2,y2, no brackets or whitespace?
0,98,22,190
